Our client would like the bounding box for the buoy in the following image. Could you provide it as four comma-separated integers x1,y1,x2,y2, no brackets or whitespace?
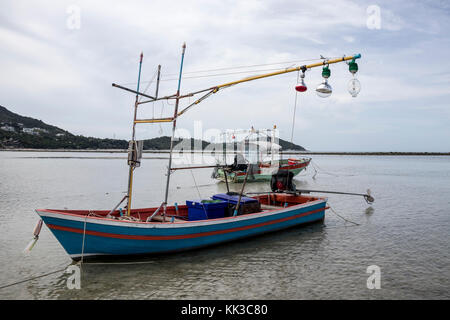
24,219,43,253
33,219,43,237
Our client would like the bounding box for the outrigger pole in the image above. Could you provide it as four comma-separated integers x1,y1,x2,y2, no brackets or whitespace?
246,189,374,204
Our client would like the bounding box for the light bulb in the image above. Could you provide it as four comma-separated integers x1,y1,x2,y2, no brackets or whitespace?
316,79,332,98
348,77,361,97
295,78,307,92
295,72,307,92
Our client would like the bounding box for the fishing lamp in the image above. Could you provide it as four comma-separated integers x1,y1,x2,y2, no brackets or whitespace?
347,59,361,97
316,65,332,98
295,70,307,92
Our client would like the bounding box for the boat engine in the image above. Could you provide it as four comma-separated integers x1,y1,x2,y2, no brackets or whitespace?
270,170,296,192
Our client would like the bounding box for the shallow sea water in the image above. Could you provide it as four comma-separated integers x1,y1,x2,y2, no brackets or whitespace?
0,151,449,299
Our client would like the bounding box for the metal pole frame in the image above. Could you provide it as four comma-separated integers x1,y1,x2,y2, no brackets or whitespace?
162,43,187,221
126,52,143,216
111,50,362,218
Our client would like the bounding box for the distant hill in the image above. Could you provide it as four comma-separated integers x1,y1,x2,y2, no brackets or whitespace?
0,105,306,151
278,139,306,151
0,105,128,149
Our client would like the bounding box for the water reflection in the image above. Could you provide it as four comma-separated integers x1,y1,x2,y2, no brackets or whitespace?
45,221,328,299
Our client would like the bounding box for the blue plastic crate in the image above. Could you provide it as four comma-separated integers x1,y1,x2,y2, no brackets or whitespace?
211,193,260,216
186,199,228,221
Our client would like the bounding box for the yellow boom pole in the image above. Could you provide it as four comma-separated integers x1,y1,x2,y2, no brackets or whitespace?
216,54,361,89
126,54,361,120
175,54,361,117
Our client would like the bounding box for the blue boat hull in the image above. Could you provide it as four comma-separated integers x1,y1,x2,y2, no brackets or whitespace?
36,199,327,260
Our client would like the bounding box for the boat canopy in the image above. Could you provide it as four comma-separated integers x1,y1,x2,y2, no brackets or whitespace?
247,140,281,151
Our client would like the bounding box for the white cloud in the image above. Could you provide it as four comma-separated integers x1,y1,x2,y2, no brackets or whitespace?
0,0,449,151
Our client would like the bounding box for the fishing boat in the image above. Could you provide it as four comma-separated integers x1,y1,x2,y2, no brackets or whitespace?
35,194,327,260
212,126,311,182
32,44,365,260
213,157,311,183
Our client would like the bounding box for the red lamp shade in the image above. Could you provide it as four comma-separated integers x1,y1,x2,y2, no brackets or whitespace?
295,84,307,92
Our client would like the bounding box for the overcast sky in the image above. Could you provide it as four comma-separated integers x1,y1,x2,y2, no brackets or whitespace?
1,0,449,151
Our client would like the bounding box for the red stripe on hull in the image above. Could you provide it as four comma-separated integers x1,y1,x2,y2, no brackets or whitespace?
280,162,308,170
47,207,326,241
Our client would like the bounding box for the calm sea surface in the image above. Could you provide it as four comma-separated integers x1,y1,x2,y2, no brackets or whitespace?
0,151,449,299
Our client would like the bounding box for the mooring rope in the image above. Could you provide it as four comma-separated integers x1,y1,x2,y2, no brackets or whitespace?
310,160,356,179
328,203,360,226
0,267,68,290
311,161,340,178
0,212,91,291
80,212,92,268
0,258,157,290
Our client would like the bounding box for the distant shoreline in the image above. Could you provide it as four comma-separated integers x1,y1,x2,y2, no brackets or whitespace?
1,149,449,156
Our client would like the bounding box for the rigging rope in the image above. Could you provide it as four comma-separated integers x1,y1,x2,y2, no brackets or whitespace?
138,69,158,102
290,70,300,144
190,170,202,199
118,56,344,85
158,100,166,134
162,56,341,77
160,67,299,82
189,170,209,219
